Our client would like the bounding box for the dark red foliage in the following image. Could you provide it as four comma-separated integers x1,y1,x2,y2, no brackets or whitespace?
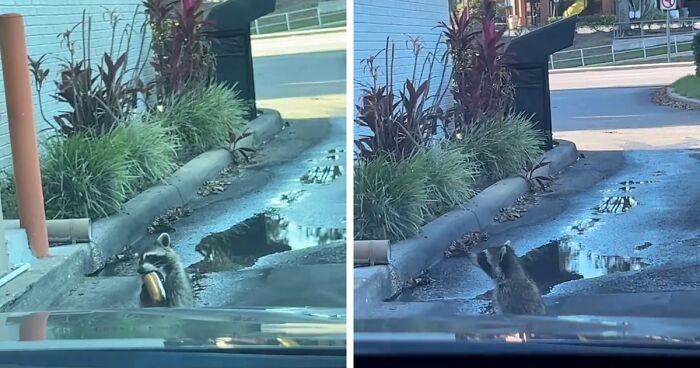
439,0,514,134
144,0,215,97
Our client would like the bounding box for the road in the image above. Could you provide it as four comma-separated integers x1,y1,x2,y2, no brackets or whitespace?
48,33,347,311
363,63,700,319
252,31,346,120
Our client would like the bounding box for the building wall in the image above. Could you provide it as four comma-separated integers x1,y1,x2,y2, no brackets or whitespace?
0,1,151,172
353,0,451,141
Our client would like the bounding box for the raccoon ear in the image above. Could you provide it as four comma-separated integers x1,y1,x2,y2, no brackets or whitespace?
157,233,171,248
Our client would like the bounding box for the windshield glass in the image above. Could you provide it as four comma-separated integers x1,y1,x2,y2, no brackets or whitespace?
0,0,346,350
353,0,700,343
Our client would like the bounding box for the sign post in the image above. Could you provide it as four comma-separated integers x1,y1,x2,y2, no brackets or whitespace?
660,0,677,62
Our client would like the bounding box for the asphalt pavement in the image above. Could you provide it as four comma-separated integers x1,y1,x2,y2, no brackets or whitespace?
48,32,347,311
366,63,700,319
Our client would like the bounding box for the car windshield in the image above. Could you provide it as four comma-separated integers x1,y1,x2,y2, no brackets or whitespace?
0,0,346,351
353,0,700,345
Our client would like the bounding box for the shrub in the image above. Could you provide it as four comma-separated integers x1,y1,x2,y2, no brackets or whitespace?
41,134,131,219
641,7,666,21
693,32,699,76
354,153,430,242
577,15,616,31
112,118,178,192
422,143,480,218
157,83,247,159
454,113,544,181
0,173,18,219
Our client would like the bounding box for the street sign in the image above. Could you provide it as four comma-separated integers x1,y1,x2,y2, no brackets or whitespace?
660,0,676,62
660,0,676,10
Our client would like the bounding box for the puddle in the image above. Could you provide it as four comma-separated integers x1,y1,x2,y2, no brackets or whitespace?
307,155,340,163
618,180,652,192
594,196,638,214
474,237,649,301
519,237,649,294
300,165,343,184
634,241,653,252
188,211,346,273
269,190,306,207
570,218,600,234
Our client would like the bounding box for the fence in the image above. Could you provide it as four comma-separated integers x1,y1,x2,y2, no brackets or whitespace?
550,36,694,69
613,17,700,39
251,7,346,35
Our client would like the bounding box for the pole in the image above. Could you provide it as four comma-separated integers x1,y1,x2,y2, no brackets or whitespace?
0,14,49,258
19,312,49,341
666,9,671,62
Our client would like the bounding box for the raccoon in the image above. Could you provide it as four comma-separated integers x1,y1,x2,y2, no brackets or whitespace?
137,233,195,308
468,241,545,315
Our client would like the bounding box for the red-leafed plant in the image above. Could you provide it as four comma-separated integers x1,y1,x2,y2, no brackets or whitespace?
354,38,448,160
144,0,216,98
29,9,150,136
440,0,514,136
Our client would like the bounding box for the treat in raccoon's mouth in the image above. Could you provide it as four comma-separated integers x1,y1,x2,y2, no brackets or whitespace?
143,271,166,303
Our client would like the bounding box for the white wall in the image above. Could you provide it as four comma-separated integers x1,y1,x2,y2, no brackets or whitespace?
353,0,451,142
0,1,151,171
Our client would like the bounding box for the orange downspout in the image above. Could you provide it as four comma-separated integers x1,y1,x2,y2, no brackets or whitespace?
0,14,49,258
518,0,528,27
19,312,49,341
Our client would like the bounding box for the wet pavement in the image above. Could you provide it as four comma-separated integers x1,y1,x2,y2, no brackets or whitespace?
50,118,347,311
376,75,700,318
387,149,700,317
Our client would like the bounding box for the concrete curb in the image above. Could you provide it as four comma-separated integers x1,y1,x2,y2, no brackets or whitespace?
550,61,694,74
667,86,700,109
251,26,345,40
354,140,579,310
0,109,283,312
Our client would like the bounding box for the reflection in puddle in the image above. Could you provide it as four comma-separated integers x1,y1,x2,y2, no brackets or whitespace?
594,196,637,213
270,190,306,207
519,237,649,294
189,211,345,273
618,180,651,192
300,165,343,184
634,241,653,252
571,218,600,234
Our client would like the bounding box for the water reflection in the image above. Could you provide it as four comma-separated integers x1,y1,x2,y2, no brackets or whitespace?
300,165,343,184
190,211,345,273
520,237,649,294
594,196,638,214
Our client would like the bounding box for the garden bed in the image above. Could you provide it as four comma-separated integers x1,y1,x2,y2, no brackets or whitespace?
672,75,700,100
355,140,579,308
0,109,282,312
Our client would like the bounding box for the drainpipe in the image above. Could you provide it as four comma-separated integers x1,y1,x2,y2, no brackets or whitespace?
0,14,49,258
19,312,49,341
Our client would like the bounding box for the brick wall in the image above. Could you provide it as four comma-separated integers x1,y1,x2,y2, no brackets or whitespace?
353,0,451,141
0,1,152,171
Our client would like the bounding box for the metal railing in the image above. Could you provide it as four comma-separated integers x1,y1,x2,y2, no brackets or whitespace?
613,17,700,39
251,7,346,35
549,35,694,69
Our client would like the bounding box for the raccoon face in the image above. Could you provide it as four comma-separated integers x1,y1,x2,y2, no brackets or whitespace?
138,233,174,279
467,241,514,280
